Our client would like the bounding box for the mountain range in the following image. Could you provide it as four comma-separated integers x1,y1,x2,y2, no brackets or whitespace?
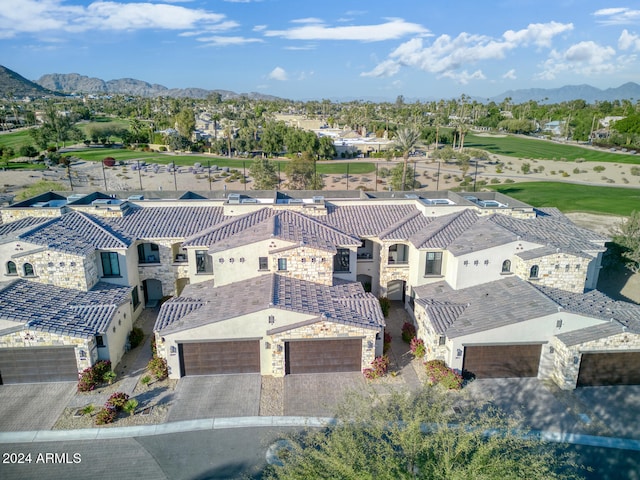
1,65,639,104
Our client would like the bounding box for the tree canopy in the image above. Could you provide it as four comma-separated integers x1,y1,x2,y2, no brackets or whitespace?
612,210,640,273
265,386,584,480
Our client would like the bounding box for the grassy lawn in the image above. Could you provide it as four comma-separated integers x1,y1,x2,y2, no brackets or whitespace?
67,148,376,174
465,133,640,164
489,182,640,216
3,161,47,170
0,129,35,152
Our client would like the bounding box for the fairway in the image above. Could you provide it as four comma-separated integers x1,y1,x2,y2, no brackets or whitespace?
0,130,34,152
466,133,640,164
67,148,376,174
490,182,640,216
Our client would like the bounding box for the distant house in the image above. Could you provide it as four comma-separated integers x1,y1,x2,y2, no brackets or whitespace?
543,120,565,136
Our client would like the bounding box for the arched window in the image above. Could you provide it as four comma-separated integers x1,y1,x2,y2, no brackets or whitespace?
23,263,35,276
501,259,511,273
529,265,539,279
6,261,17,275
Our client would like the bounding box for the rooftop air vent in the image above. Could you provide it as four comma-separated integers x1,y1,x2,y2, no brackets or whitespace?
288,198,303,204
312,195,325,204
227,193,241,204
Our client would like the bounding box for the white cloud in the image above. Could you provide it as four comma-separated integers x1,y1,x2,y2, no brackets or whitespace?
198,36,263,46
264,18,428,42
268,66,288,81
593,7,640,25
619,29,640,51
502,69,517,80
503,21,573,48
284,45,317,51
0,0,229,38
253,25,267,32
291,17,324,24
536,41,617,80
360,21,572,83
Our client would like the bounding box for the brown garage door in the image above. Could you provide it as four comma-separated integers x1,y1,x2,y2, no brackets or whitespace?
0,347,78,384
178,340,260,376
463,344,542,378
577,352,640,387
286,339,362,374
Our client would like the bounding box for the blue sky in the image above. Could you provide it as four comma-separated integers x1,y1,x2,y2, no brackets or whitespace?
1,1,639,101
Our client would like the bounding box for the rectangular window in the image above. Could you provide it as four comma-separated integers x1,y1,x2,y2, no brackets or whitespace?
96,335,105,348
333,248,350,272
132,287,140,309
425,252,443,275
438,335,446,346
259,257,269,271
195,250,212,274
101,252,120,276
278,258,287,271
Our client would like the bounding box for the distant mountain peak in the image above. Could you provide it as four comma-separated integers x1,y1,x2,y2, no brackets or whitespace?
0,65,59,98
489,82,640,104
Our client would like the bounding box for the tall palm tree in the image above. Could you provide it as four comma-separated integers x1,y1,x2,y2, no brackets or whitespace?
392,127,421,191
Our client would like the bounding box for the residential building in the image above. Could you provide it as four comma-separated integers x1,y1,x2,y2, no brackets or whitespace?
0,189,638,389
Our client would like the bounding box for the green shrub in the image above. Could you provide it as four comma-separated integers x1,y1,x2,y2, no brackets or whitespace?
378,297,391,317
95,407,116,425
123,399,139,416
593,165,605,173
410,337,426,358
425,360,463,390
401,322,416,343
630,166,640,176
103,371,116,385
81,404,95,416
140,375,152,386
129,327,144,349
147,356,168,380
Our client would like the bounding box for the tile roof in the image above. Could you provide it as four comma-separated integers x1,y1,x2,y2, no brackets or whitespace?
0,217,50,241
487,213,607,255
413,277,560,338
156,274,384,334
555,322,627,347
379,211,432,241
534,285,640,334
325,204,419,237
18,211,132,255
445,216,517,256
110,205,227,239
409,209,480,249
184,208,360,253
0,280,132,337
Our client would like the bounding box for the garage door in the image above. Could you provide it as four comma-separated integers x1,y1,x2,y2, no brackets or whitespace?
178,340,260,376
463,344,542,378
577,352,640,387
285,339,362,374
0,347,78,384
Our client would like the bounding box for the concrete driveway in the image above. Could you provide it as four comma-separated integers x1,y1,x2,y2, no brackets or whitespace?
463,378,588,434
0,382,76,431
574,385,640,440
167,374,261,422
284,372,365,417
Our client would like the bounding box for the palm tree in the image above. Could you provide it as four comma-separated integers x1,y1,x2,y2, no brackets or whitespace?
392,127,421,191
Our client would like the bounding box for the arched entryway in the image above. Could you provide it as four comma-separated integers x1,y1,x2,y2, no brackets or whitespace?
387,279,406,302
142,279,163,307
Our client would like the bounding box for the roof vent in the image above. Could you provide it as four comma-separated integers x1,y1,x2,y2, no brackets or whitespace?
227,193,241,204
288,198,303,204
312,195,325,204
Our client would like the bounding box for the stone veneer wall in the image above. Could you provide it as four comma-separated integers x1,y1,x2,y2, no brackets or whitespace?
269,321,378,376
0,329,93,373
551,331,640,390
271,246,333,286
10,249,97,290
477,208,535,219
137,239,190,296
513,253,588,293
1,208,64,224
413,303,449,362
378,241,410,297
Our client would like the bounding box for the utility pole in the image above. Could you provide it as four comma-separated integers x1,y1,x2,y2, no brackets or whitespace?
137,159,143,191
436,161,441,191
102,161,108,192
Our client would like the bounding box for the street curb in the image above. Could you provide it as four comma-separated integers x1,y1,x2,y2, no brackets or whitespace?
1,417,639,451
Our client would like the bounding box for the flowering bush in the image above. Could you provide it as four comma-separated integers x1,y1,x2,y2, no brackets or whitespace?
105,392,129,411
424,360,463,390
363,355,390,380
95,407,116,425
401,322,416,343
383,331,392,354
147,356,168,380
410,337,426,359
77,360,112,392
